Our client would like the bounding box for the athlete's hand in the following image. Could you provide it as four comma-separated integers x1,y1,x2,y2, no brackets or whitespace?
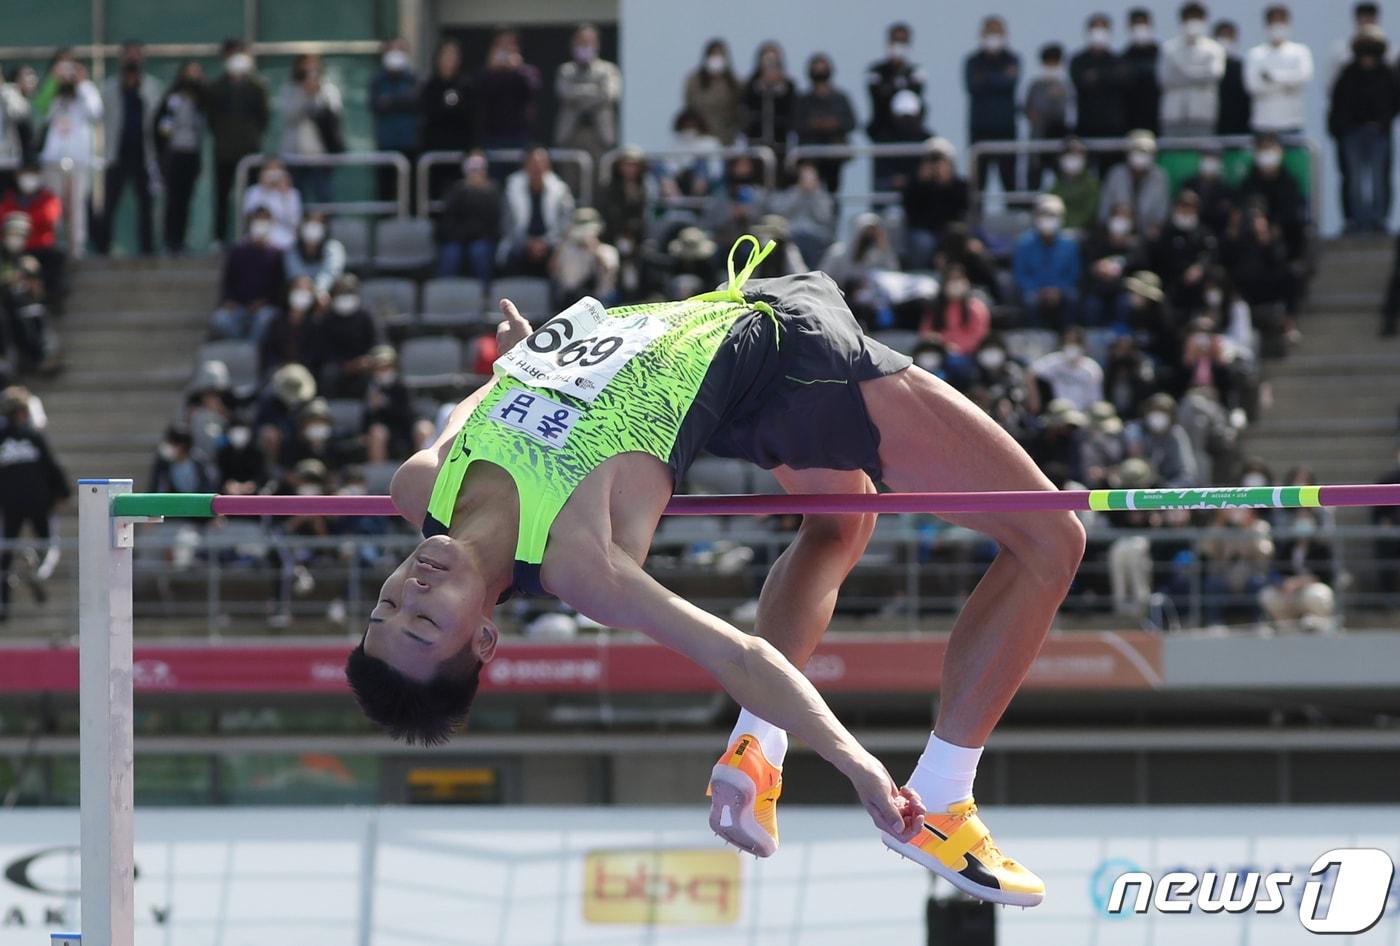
846,754,925,841
496,298,532,354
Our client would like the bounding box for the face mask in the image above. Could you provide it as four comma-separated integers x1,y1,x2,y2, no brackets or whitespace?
304,423,331,442
227,426,251,450
1060,153,1085,176
1108,215,1133,238
888,42,911,61
1204,288,1224,308
915,351,943,372
1294,516,1317,537
574,44,597,63
3,235,25,253
978,347,1006,369
1129,150,1153,171
982,34,1006,53
1131,23,1154,43
332,294,359,316
705,54,727,75
227,53,253,76
296,484,322,496
1268,24,1291,43
760,53,781,70
1146,411,1170,433
300,222,325,244
1035,214,1061,236
945,279,970,298
289,288,314,311
1182,18,1206,39
1242,472,1268,488
17,174,38,194
1172,212,1198,231
158,442,179,462
1089,27,1112,47
249,220,272,241
1062,343,1083,360
1256,149,1283,171
383,50,410,71
1198,155,1222,178
374,369,397,385
1042,63,1065,78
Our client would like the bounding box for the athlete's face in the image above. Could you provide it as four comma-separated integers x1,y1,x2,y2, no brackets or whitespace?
364,536,497,682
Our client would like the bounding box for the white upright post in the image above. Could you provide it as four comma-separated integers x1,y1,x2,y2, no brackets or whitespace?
78,479,136,946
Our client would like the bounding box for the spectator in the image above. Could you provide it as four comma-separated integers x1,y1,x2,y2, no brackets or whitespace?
1224,202,1299,317
1103,333,1161,419
1328,30,1399,234
283,211,344,298
1149,189,1216,310
259,276,325,376
1123,8,1162,135
793,53,857,193
1197,505,1273,625
744,41,796,151
818,212,901,288
1050,137,1100,232
1122,269,1178,362
1159,2,1225,138
320,274,380,398
212,207,284,341
1029,398,1091,484
1071,14,1128,173
551,207,619,307
1200,267,1257,360
770,161,837,268
420,39,475,201
1024,44,1071,188
964,16,1020,194
920,262,990,354
666,108,724,197
38,53,101,257
207,40,270,246
1081,201,1145,325
476,31,541,149
1260,507,1337,633
684,39,743,146
1246,6,1313,136
1082,401,1128,487
183,360,233,460
364,345,416,462
278,54,343,204
0,162,65,309
554,24,621,163
1329,3,1382,225
1181,143,1237,236
1099,129,1169,234
215,418,268,495
437,151,501,282
96,40,161,256
1238,133,1309,260
900,142,969,269
1013,193,1080,329
241,157,302,250
0,387,68,621
866,22,929,190
1030,327,1102,411
155,61,207,255
253,362,317,464
149,425,215,494
1126,392,1197,487
370,39,422,206
1103,457,1159,617
500,146,575,277
1213,20,1251,136
0,218,52,372
0,72,31,192
1177,381,1243,484
935,223,1002,301
280,398,362,471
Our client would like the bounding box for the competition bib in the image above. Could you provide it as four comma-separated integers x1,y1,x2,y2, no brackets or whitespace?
495,297,669,403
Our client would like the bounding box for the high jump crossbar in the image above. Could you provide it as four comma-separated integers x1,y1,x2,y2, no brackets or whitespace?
74,479,1400,945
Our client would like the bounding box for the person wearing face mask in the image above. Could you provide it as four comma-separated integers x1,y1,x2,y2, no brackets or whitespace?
744,41,797,152
1081,201,1146,325
900,143,969,268
419,39,475,202
321,274,381,397
476,30,540,151
36,53,101,258
213,207,286,341
1148,189,1216,310
0,162,65,310
1029,327,1103,412
1259,503,1337,634
1200,268,1256,360
362,345,415,462
920,262,989,356
207,40,270,246
241,158,302,250
1245,6,1313,138
370,39,421,209
283,211,345,297
1180,143,1236,236
1098,130,1169,234
1012,194,1081,330
1239,132,1308,259
154,61,207,255
1158,2,1225,138
1212,20,1251,136
1125,392,1197,488
1024,45,1070,189
867,22,929,191
277,54,343,204
793,54,856,193
215,418,268,495
1122,8,1162,136
148,425,215,495
964,16,1021,194
0,70,32,194
554,24,621,165
1071,14,1129,174
1049,138,1101,232
684,39,743,146
0,389,69,622
258,276,326,376
95,40,162,256
281,398,362,472
1329,31,1400,235
438,151,502,282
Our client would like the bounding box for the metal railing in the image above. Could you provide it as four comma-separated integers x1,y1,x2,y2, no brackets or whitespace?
232,151,411,238
415,148,595,217
598,143,779,213
784,140,945,210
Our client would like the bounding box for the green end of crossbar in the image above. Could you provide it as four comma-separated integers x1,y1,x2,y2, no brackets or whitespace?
110,493,216,518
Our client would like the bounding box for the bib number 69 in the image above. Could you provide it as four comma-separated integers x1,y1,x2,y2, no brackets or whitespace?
557,336,624,368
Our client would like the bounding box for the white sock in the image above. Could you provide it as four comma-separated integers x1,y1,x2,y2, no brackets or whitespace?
906,732,984,811
727,708,789,767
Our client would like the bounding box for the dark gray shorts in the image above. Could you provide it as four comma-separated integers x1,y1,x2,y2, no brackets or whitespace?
667,271,913,484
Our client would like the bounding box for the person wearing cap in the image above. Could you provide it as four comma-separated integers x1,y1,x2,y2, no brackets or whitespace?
370,38,421,208
206,40,271,246
1070,13,1129,175
1158,2,1225,138
1212,19,1251,137
364,345,416,462
665,226,721,298
1029,327,1102,411
0,163,64,311
212,206,285,342
437,150,501,282
1103,456,1160,617
1180,143,1237,236
1049,137,1100,232
866,22,930,191
1122,8,1162,135
900,142,969,269
1148,189,1216,310
1082,400,1127,488
1012,193,1080,329
964,16,1021,195
501,146,575,278
1122,268,1175,360
554,24,621,164
1024,44,1070,190
1245,6,1313,137
1126,392,1198,488
1029,397,1090,486
550,206,619,307
793,53,857,194
0,387,69,622
183,359,233,459
1329,28,1400,234
253,361,316,462
1098,129,1169,233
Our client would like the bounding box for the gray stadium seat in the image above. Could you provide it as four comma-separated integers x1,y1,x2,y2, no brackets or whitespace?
325,398,365,436
420,277,488,331
361,461,399,494
330,216,371,270
685,456,751,494
196,340,258,393
400,335,464,387
979,209,1032,248
360,277,417,323
372,218,435,273
490,276,553,321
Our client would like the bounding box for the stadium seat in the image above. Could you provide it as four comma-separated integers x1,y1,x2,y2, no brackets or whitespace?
196,340,258,394
361,461,399,494
491,276,553,320
420,277,489,331
372,218,435,273
330,216,371,270
685,455,751,494
979,209,1031,258
400,335,464,387
325,398,365,436
360,278,417,324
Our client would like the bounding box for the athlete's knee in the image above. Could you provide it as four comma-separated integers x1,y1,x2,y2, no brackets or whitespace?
798,511,877,562
1003,511,1085,591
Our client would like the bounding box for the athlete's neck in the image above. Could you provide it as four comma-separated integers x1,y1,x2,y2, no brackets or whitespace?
447,461,520,600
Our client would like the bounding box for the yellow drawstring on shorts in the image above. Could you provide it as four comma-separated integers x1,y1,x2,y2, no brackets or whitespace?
688,234,782,349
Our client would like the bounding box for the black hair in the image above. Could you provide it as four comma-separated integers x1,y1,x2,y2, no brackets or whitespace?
1127,7,1152,23
1179,2,1207,21
1087,12,1112,29
1040,43,1065,63
1356,2,1379,18
888,21,912,40
345,640,482,746
1264,5,1289,23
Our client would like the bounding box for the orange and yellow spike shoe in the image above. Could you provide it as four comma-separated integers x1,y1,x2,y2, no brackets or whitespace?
881,797,1045,907
706,734,783,857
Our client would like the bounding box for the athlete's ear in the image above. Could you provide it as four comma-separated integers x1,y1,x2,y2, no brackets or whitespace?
473,621,500,664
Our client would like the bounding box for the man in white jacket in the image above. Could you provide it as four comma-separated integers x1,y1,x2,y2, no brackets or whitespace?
1158,2,1225,137
1245,6,1314,136
38,55,102,258
500,146,575,277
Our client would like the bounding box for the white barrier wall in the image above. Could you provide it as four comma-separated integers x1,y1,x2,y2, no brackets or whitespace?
2,805,1397,945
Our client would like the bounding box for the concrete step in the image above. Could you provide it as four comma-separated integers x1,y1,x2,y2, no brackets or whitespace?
1250,416,1396,436
1262,353,1400,378
35,387,188,415
1244,431,1396,460
1265,390,1400,418
51,308,208,331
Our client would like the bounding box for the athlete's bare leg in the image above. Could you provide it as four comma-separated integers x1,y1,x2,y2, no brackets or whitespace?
860,366,1086,748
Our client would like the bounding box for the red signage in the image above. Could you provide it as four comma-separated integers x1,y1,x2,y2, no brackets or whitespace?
0,632,1161,695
